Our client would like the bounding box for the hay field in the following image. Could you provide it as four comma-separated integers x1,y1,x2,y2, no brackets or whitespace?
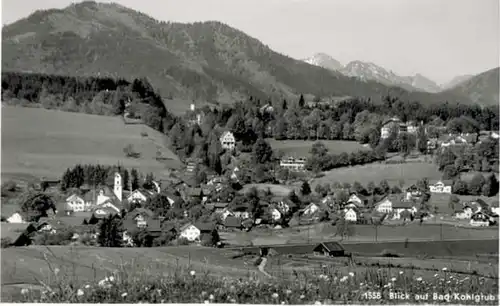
1,106,182,181
312,162,442,187
1,245,260,291
268,139,369,157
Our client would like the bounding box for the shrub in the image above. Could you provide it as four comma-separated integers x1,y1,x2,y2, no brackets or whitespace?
1,237,12,248
123,144,141,159
380,249,400,257
32,229,75,246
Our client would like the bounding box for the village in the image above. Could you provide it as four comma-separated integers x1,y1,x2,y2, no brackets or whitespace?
2,107,499,249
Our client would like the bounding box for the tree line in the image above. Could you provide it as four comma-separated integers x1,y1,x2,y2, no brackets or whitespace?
60,164,155,192
1,72,175,133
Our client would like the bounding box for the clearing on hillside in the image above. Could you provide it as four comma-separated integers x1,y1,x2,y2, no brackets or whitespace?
268,139,370,157
238,184,299,196
1,106,182,181
312,162,442,187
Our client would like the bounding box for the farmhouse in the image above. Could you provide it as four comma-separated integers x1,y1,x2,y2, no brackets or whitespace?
344,208,357,222
65,193,93,212
279,157,306,171
313,242,345,257
454,206,474,219
127,188,155,204
126,208,155,228
428,180,453,194
269,206,282,221
374,195,409,214
346,193,366,207
220,131,236,150
391,201,416,220
470,211,492,227
380,117,407,139
301,202,320,215
179,222,217,242
405,184,423,201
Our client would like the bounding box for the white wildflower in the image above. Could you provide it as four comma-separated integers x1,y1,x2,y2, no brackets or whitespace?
416,277,422,282
399,271,404,275
21,288,29,295
272,293,279,299
281,302,285,305
300,295,305,299
190,270,196,276
121,292,128,297
348,272,354,277
85,284,90,289
54,268,60,275
286,289,292,295
77,289,84,296
315,301,322,305
340,276,348,282
109,276,115,282
434,274,439,277
391,277,397,282
209,294,215,300
442,267,447,271
359,283,364,286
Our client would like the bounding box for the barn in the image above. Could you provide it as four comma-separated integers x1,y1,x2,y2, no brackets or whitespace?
313,242,345,257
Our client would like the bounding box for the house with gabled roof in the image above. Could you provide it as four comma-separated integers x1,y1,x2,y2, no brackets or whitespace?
179,222,217,242
344,207,357,222
347,193,366,207
428,180,453,194
127,188,155,204
301,202,320,216
220,131,236,150
313,242,345,257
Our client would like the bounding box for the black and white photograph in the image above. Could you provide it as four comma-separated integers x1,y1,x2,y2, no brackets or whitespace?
0,0,499,304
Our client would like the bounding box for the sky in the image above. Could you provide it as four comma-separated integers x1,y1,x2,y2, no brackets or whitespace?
1,0,499,84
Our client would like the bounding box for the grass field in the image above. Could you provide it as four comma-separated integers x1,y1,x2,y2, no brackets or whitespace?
1,106,182,181
312,162,442,187
221,223,499,246
1,246,259,289
268,139,370,157
238,183,300,196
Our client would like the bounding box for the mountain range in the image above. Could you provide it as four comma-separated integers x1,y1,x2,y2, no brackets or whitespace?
2,1,498,107
302,53,483,94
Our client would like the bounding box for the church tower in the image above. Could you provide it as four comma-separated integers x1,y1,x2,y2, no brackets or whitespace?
114,172,122,202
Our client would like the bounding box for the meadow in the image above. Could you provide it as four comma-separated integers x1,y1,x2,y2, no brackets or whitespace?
1,106,182,182
268,139,370,157
2,245,498,304
312,162,442,187
238,183,300,197
221,223,499,246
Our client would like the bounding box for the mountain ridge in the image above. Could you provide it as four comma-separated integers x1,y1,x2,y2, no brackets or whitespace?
302,53,445,93
1,1,484,106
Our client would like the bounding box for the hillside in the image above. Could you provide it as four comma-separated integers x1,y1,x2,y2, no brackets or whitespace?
442,67,500,107
1,106,181,181
2,1,474,106
441,74,474,90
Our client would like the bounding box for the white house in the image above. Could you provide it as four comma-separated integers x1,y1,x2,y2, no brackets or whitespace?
470,211,491,227
233,211,251,220
219,208,234,220
380,118,406,139
66,194,92,212
374,197,393,213
280,157,306,171
302,203,320,215
127,189,153,204
7,212,25,224
179,223,201,241
220,131,236,150
344,208,357,222
276,200,291,214
391,201,416,220
429,180,452,194
347,193,365,207
454,206,474,219
270,207,282,221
